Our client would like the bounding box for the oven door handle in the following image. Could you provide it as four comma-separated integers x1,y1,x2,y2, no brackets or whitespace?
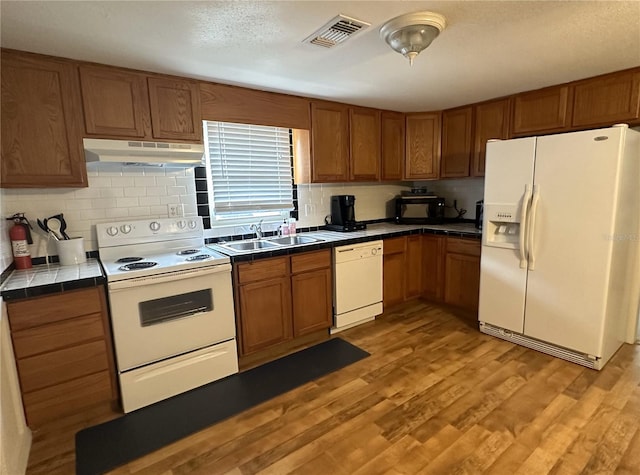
108,264,231,291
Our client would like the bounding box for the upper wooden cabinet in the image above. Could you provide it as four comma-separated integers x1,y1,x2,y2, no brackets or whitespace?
79,64,202,142
405,112,441,180
380,111,405,181
441,106,473,178
310,101,350,182
511,85,572,136
349,107,381,181
1,50,87,188
472,98,510,177
571,69,640,128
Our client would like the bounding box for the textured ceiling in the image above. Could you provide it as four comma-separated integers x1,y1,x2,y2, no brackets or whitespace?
1,1,639,112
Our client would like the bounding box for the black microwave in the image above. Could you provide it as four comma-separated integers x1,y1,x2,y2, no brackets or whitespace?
395,196,445,224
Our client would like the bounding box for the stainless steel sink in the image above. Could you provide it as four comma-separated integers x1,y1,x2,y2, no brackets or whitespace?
221,240,281,251
268,235,324,245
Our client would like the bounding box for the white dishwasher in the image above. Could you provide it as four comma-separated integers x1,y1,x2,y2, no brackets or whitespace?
332,240,383,333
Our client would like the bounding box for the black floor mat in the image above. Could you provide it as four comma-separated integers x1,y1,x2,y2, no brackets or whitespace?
75,337,369,475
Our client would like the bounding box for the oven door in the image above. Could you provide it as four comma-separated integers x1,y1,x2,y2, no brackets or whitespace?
107,264,235,372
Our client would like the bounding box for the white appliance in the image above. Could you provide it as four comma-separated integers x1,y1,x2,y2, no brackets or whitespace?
97,217,238,412
478,124,640,370
332,240,383,333
84,138,204,166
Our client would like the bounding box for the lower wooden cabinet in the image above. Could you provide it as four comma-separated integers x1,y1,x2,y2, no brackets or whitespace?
404,235,423,299
234,249,333,356
383,237,406,309
443,237,481,313
422,234,445,301
6,286,117,427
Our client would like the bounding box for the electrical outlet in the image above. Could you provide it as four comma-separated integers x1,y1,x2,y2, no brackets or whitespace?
167,204,184,217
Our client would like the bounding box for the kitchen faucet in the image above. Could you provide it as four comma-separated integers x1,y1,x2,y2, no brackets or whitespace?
250,219,263,239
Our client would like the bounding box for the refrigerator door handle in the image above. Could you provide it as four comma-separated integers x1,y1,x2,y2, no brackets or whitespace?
519,184,532,268
528,184,541,270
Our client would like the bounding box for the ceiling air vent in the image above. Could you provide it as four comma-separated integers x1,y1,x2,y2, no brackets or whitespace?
303,14,371,48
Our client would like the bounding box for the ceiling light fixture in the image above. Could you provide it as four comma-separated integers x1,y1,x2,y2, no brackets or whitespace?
379,11,447,66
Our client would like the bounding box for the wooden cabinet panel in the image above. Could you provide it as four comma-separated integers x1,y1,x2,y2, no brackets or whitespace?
79,65,150,138
12,313,105,359
444,253,481,312
405,112,441,179
239,277,292,355
383,252,405,309
381,111,405,181
472,98,510,177
1,50,87,188
511,85,572,136
291,249,331,274
384,236,406,255
23,370,113,427
422,234,445,301
441,106,473,178
17,339,110,393
7,286,103,331
292,268,332,337
236,256,289,284
148,77,202,141
349,107,381,181
310,101,350,182
446,237,481,257
404,235,422,300
571,69,640,128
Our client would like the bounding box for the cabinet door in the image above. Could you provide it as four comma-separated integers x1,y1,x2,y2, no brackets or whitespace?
441,106,473,178
571,69,640,128
405,112,441,179
422,234,445,301
148,77,202,141
404,235,423,300
511,85,572,136
310,101,350,182
472,99,510,177
292,268,332,336
239,277,292,355
350,107,381,181
444,253,481,312
381,111,405,181
79,65,150,138
383,237,405,309
1,51,87,188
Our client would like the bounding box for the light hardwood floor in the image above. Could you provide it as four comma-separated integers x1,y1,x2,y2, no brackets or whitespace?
27,301,640,474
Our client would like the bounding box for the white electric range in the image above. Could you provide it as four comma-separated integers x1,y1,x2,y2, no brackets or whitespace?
97,217,238,413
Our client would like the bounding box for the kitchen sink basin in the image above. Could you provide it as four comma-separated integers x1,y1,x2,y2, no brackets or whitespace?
221,240,281,251
268,235,324,245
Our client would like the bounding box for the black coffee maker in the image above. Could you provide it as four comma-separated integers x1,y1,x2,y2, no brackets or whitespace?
326,195,367,232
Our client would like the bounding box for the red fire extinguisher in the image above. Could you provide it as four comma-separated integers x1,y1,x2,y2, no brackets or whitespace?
7,213,33,270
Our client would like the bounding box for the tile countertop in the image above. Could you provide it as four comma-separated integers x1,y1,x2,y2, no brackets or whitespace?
0,259,105,301
208,222,481,262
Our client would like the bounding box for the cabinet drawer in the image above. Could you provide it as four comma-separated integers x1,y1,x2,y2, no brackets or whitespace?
291,249,331,274
23,370,113,426
12,313,105,359
446,238,481,257
7,287,103,331
236,256,289,284
17,339,110,393
384,236,406,255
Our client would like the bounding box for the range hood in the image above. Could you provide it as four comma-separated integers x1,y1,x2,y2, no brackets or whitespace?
84,138,204,167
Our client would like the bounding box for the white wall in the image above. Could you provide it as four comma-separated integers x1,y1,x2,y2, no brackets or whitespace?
2,165,197,257
413,178,485,219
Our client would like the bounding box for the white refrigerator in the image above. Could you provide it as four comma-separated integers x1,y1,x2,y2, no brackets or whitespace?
478,124,640,370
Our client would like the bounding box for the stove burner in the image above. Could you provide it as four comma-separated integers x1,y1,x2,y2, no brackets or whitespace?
177,249,200,255
116,257,143,263
186,254,212,262
119,262,158,271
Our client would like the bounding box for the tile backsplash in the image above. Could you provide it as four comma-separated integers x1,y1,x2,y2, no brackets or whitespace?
2,164,197,258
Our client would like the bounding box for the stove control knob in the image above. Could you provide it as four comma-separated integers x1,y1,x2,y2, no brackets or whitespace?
106,226,118,237
150,221,161,232
120,224,132,234
177,220,186,229
188,220,197,229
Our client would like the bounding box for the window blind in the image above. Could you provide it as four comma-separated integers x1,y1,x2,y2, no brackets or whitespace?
204,121,293,215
